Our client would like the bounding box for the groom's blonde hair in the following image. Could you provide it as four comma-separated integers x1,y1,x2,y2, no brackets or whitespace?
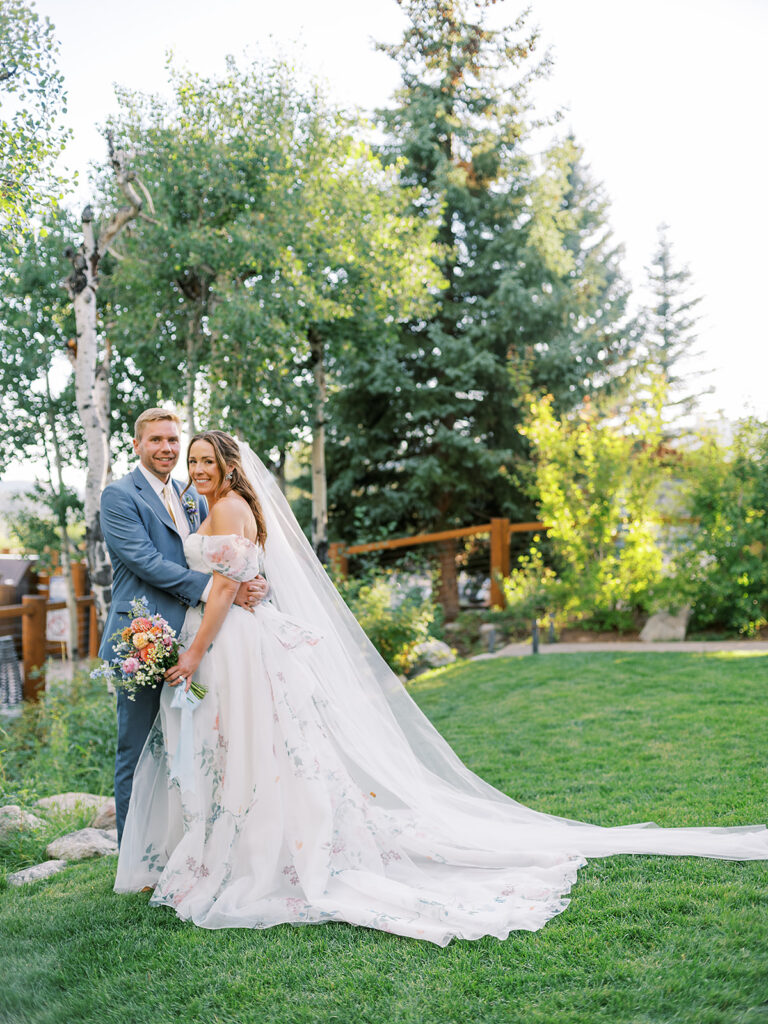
134,408,181,441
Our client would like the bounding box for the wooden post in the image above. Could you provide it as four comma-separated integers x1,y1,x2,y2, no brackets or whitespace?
328,543,349,579
21,594,47,701
88,600,100,658
71,562,88,654
489,517,511,610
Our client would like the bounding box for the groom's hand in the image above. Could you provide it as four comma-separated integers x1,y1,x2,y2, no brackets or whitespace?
234,575,268,610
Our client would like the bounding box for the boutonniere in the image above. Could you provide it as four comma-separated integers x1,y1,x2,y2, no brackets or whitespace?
182,494,198,523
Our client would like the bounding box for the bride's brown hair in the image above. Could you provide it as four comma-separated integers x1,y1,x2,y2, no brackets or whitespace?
184,430,267,544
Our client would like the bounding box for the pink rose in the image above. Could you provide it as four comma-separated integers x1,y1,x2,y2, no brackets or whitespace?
123,657,140,674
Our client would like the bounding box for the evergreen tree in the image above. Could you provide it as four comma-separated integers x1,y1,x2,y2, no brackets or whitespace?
326,0,636,617
641,223,708,424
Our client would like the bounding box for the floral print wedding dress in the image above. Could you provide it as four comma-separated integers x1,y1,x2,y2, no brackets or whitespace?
114,532,768,946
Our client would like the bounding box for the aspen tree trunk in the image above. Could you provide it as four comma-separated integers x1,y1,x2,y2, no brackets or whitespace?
185,326,196,439
65,136,145,626
309,326,328,563
275,448,287,496
66,207,113,625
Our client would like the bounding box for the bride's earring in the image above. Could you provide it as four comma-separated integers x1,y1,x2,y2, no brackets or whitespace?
225,472,233,480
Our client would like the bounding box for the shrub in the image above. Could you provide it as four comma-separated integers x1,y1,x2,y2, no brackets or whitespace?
501,544,558,627
670,419,768,635
337,570,438,675
520,393,670,631
0,664,116,807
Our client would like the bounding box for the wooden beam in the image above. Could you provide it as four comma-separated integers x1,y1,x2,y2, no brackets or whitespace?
21,594,47,701
490,518,511,609
509,521,545,534
347,523,494,556
88,600,100,658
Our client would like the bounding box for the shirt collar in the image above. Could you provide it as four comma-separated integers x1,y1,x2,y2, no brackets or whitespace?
137,462,174,497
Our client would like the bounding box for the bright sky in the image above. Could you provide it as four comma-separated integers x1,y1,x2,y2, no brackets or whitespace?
28,0,768,436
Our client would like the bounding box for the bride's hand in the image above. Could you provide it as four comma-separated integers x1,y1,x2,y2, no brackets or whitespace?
166,649,202,691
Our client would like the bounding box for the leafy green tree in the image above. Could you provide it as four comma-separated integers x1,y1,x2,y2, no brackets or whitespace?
0,210,85,649
0,0,70,242
98,59,308,445
102,58,440,557
6,481,83,573
519,391,669,632
326,1,637,617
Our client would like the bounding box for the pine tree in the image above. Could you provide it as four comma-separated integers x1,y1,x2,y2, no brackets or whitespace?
642,223,708,424
326,0,636,617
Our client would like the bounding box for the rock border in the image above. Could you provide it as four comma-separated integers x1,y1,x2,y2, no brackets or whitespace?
2,792,118,888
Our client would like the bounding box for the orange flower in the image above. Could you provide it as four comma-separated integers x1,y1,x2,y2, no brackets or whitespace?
132,617,152,632
133,632,149,650
121,627,132,641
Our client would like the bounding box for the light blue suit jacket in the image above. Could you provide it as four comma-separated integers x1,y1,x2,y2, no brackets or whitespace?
99,468,210,661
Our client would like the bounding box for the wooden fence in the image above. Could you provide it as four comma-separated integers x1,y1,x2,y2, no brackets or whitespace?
329,518,544,610
0,596,100,702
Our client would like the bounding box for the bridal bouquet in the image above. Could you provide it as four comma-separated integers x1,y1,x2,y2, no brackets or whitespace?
93,597,206,701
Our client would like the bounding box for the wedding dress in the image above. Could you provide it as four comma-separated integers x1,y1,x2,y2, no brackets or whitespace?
114,446,768,945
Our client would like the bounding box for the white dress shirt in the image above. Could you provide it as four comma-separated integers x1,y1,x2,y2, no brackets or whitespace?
137,463,191,540
137,463,213,602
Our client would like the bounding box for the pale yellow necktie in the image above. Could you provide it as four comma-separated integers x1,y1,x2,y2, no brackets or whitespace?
161,484,178,528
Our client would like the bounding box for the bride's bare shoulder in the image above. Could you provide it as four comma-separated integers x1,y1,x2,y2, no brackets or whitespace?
208,493,256,538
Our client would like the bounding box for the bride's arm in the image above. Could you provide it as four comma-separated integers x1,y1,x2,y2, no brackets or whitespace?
166,571,239,689
166,501,251,690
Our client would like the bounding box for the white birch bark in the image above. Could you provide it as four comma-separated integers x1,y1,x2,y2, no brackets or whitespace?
65,136,145,626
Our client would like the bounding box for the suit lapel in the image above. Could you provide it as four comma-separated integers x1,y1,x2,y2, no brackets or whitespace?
131,467,179,534
172,478,199,530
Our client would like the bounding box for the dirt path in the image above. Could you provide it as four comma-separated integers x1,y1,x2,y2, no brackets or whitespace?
477,638,768,659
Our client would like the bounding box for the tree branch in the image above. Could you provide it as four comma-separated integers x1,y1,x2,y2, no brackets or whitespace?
99,130,143,251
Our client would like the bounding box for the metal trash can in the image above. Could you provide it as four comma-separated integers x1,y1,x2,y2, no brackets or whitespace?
0,634,23,710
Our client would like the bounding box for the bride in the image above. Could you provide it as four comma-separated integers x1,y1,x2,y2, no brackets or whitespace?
114,430,768,945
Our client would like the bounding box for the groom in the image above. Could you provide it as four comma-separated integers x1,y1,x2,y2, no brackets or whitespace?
99,407,267,842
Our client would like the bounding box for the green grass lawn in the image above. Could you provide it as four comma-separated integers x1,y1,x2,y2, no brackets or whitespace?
1,652,767,1024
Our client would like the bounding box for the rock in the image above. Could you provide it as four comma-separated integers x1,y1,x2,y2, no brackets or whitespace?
46,827,118,861
36,792,108,816
90,798,116,830
640,606,691,643
479,622,500,652
0,805,46,839
412,638,457,669
7,860,68,887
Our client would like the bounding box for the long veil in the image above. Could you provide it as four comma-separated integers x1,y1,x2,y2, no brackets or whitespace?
239,442,768,862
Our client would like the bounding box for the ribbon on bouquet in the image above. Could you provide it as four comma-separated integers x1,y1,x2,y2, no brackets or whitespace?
169,685,203,794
